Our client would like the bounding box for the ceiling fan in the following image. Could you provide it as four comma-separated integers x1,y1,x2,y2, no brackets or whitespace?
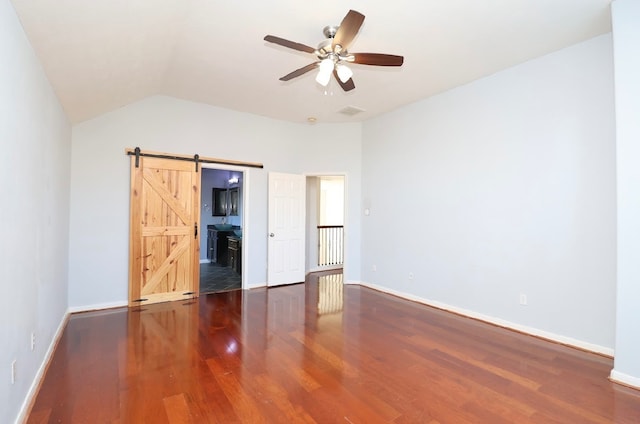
263,10,404,92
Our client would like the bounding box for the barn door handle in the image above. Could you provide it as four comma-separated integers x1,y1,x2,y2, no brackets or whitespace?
195,223,198,238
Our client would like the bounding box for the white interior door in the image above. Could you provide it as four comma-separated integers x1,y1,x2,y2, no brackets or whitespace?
268,172,306,286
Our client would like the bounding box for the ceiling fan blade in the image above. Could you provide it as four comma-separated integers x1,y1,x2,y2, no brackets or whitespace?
333,70,355,91
351,53,404,66
279,62,319,81
349,53,404,66
332,10,365,51
264,35,316,54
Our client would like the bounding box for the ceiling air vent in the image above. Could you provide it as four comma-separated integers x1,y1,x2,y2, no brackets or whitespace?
338,105,366,116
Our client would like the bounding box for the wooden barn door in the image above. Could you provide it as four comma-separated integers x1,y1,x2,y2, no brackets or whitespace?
128,156,200,306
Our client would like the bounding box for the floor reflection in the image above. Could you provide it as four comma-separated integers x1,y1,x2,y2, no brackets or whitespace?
317,272,344,315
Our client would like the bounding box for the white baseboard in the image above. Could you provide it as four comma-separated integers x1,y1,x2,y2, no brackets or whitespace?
199,258,209,264
15,310,70,424
68,300,128,314
358,281,614,357
610,370,640,389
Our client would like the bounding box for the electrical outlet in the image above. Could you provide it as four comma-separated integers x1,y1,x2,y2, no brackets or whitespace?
11,360,16,384
408,272,414,280
372,265,377,272
31,333,36,351
520,294,528,306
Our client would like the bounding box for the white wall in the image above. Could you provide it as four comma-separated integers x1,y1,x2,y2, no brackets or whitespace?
68,96,362,308
611,0,640,388
361,34,616,351
0,1,71,423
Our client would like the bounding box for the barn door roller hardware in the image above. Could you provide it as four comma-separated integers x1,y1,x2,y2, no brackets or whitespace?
125,147,264,169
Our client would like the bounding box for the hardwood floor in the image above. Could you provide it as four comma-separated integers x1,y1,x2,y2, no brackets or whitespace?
27,273,640,423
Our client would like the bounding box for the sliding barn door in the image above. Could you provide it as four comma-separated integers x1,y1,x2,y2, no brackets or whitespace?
129,156,200,306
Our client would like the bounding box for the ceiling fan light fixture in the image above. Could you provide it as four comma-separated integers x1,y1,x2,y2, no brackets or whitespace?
336,63,353,83
316,58,334,86
315,70,332,86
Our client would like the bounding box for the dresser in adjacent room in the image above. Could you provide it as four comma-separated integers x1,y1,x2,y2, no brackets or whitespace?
227,235,242,275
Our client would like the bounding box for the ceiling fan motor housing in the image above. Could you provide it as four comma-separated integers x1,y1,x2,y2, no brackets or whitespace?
316,39,334,57
322,25,338,39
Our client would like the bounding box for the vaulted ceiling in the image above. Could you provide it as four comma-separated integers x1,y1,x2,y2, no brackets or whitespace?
11,0,611,124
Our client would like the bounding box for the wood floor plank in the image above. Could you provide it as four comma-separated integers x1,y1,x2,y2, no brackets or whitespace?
25,272,640,423
163,393,192,424
252,373,317,423
205,358,265,424
24,409,50,424
268,342,321,393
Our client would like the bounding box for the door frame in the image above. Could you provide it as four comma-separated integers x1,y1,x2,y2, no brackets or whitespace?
201,163,249,290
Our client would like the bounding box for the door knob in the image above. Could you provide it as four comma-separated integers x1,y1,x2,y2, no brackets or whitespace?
269,233,275,237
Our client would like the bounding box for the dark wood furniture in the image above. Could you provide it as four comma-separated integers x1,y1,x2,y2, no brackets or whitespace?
227,236,241,274
211,187,239,216
211,188,227,216
228,187,239,216
207,227,233,265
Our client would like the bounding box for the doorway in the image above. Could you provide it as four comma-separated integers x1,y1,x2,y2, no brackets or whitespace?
265,172,347,287
306,175,345,275
200,167,244,293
